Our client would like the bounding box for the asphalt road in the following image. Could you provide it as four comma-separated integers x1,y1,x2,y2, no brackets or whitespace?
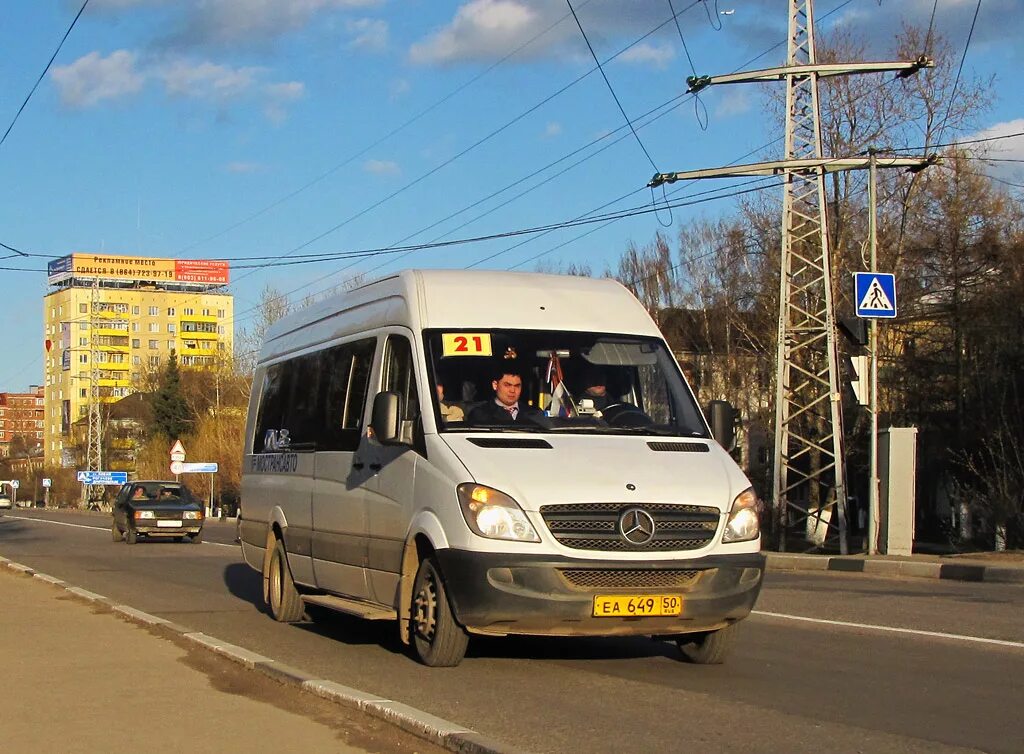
2,509,1022,754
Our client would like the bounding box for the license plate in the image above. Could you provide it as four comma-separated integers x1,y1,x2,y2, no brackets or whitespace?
593,594,682,617
157,520,182,528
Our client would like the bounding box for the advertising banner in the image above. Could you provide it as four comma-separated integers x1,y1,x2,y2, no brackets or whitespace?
46,254,229,286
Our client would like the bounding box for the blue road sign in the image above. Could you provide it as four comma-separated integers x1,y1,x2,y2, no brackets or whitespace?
854,272,897,318
180,462,219,473
76,471,129,486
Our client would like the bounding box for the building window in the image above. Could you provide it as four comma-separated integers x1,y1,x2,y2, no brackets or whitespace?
79,303,87,313
217,309,225,318
132,322,139,332
218,325,225,335
80,389,87,398
79,337,87,346
133,306,140,315
148,323,159,333
149,356,160,366
79,354,88,363
183,307,194,316
131,338,140,348
149,340,158,349
80,322,88,330
167,323,176,333
167,307,175,316
132,355,140,365
167,340,175,350
149,306,159,315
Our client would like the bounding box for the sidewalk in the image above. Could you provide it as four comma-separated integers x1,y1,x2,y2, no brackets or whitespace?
0,564,449,754
766,550,1024,583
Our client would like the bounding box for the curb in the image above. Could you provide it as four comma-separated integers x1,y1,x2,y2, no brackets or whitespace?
766,553,1024,584
0,558,526,754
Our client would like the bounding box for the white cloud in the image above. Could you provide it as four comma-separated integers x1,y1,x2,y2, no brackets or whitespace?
410,0,541,65
363,159,400,175
50,50,145,108
346,18,389,51
713,88,752,119
389,78,411,100
164,0,382,49
618,42,675,70
158,60,262,100
224,161,265,173
964,119,1024,182
263,81,306,123
543,121,562,138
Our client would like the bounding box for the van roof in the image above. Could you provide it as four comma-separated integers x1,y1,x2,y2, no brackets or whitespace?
260,269,661,361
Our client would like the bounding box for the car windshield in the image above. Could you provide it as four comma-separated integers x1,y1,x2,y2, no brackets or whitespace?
424,329,707,437
131,483,192,502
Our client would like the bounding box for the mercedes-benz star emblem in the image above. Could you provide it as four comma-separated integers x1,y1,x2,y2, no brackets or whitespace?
618,507,656,546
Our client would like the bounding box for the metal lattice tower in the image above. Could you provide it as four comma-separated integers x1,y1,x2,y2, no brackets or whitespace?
649,0,933,553
772,0,845,551
86,279,103,503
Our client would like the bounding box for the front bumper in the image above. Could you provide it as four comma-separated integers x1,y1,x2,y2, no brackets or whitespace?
133,524,202,537
435,549,765,638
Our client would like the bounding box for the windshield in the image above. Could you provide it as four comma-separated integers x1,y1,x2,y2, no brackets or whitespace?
424,329,707,437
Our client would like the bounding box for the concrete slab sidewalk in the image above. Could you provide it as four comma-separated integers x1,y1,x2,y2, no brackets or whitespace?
0,563,475,754
766,552,1024,583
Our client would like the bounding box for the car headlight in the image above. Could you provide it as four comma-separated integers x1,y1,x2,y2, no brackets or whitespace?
456,484,540,542
183,511,203,520
134,510,155,520
722,487,760,543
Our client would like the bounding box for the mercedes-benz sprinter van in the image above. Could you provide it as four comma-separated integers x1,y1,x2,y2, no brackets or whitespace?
240,269,764,666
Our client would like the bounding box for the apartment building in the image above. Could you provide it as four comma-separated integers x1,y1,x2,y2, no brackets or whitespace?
42,253,233,467
0,386,45,458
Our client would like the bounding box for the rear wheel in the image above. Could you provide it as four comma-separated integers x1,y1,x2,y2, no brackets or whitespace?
125,528,138,545
268,539,304,622
411,557,468,667
676,623,738,665
111,522,123,542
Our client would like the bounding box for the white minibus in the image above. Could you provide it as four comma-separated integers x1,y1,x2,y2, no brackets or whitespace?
240,269,764,666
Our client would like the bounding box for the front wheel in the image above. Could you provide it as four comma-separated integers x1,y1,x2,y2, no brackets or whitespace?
411,557,468,667
676,623,738,665
267,539,304,622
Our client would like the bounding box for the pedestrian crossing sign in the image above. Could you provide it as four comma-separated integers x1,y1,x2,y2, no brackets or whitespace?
854,272,897,318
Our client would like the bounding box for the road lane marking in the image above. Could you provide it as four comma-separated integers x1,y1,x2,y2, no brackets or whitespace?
753,610,1024,649
2,515,238,548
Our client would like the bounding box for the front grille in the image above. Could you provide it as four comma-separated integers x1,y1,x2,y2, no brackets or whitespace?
560,568,702,589
540,503,720,552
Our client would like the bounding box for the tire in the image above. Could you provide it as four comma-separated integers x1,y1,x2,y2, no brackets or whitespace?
411,557,469,667
268,539,304,623
191,530,203,544
125,528,138,545
112,522,123,542
676,623,738,665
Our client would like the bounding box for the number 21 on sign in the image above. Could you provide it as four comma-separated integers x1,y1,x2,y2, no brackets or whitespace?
441,333,493,356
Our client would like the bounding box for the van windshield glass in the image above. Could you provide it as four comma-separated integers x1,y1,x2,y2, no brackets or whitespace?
424,329,706,437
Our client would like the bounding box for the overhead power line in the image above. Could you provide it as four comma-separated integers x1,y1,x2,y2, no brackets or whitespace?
0,0,91,153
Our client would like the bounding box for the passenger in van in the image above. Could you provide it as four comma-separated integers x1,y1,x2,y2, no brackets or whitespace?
436,381,465,423
466,366,541,425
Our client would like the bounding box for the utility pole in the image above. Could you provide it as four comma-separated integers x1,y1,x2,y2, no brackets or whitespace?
650,0,934,553
85,278,103,509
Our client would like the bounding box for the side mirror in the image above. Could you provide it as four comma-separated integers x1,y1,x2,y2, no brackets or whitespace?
707,400,737,451
371,391,403,445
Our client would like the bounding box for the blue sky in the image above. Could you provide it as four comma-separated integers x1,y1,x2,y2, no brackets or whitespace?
1,0,1021,390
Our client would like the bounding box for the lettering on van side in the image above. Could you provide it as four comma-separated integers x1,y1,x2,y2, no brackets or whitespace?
246,453,299,474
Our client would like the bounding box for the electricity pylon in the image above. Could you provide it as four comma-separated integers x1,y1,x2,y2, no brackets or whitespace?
650,0,933,553
86,279,103,506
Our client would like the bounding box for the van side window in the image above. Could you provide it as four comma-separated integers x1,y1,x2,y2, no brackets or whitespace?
254,362,291,451
320,337,376,451
382,335,420,442
281,352,322,447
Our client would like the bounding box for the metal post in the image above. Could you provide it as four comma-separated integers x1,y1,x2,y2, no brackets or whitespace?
867,152,880,554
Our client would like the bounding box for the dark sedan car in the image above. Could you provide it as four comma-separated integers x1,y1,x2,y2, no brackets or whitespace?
112,481,204,544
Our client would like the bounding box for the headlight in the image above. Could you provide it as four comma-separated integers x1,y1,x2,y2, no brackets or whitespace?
722,487,760,543
134,510,155,520
456,484,540,542
183,511,203,520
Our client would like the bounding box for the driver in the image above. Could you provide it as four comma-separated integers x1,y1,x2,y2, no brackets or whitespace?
467,365,540,425
580,367,612,411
